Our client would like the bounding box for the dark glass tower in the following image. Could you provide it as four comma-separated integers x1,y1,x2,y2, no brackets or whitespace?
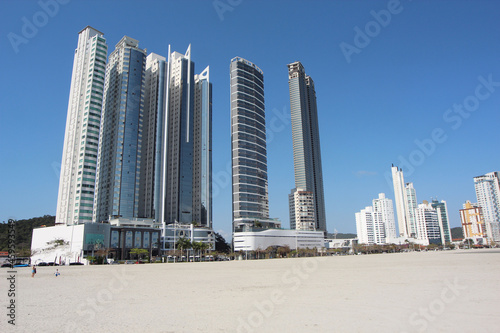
288,61,327,233
230,57,269,231
94,36,146,222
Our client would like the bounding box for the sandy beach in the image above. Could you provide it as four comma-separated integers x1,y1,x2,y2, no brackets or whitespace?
1,249,499,332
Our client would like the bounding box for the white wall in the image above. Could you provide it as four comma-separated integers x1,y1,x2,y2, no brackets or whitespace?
31,225,86,265
234,229,324,251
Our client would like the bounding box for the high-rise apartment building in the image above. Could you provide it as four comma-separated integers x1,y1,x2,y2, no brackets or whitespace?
431,199,452,244
460,201,488,243
405,183,418,238
160,46,212,227
93,36,147,222
289,188,315,231
373,193,397,239
391,165,407,237
391,165,419,238
287,61,326,233
415,201,441,245
356,206,375,244
474,172,500,242
230,57,269,231
138,53,167,220
56,26,108,225
355,193,395,244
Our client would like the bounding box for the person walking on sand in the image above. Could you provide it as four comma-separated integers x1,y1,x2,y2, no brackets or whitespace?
55,269,60,277
31,265,37,278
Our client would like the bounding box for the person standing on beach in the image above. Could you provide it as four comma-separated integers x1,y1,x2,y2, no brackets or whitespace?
55,269,60,277
31,265,37,278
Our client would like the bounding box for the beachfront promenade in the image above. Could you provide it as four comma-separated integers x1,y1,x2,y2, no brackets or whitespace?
2,249,499,332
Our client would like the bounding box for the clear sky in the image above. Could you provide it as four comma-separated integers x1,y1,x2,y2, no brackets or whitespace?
1,0,499,239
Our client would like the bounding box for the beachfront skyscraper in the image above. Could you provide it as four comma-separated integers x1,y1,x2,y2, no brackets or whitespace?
391,165,419,238
391,165,407,237
230,57,270,231
160,45,212,227
373,193,397,239
138,53,167,220
56,26,108,225
287,61,326,233
474,172,500,242
93,36,147,222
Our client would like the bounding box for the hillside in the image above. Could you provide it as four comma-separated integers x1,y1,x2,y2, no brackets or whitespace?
0,215,55,255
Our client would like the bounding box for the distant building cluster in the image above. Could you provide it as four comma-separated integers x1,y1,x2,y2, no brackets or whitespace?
355,166,500,247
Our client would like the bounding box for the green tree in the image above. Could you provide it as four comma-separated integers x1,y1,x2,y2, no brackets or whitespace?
129,248,148,260
176,237,192,261
214,232,231,253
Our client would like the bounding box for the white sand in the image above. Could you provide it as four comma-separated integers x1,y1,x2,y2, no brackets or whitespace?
1,249,499,332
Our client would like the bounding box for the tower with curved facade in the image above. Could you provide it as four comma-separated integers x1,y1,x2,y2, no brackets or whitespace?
230,57,270,232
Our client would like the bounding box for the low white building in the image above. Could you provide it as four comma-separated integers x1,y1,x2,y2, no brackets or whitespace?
233,229,324,252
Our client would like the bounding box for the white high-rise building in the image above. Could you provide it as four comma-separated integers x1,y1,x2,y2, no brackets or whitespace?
356,206,374,245
415,201,441,245
391,165,407,237
474,172,500,242
289,188,316,231
56,26,108,225
356,193,396,244
404,183,418,238
373,193,397,239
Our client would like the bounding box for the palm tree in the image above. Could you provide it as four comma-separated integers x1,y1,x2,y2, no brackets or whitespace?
176,237,192,261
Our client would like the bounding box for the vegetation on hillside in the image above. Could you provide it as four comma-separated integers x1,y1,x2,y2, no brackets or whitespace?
0,215,55,255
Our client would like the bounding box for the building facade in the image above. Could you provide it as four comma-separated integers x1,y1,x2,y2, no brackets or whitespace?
56,26,108,225
460,201,488,244
355,206,375,244
356,193,396,245
474,172,500,242
93,36,147,223
415,201,441,245
289,188,316,231
373,193,397,239
404,183,418,238
431,199,452,244
138,53,167,220
288,61,326,233
391,165,407,237
230,57,269,231
157,45,212,228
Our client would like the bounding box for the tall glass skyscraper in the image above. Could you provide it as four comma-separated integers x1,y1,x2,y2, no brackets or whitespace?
287,61,326,233
93,36,147,222
230,57,269,231
159,45,212,227
139,53,167,220
56,26,107,225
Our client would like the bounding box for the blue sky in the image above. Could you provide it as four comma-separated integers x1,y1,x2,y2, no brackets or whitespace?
1,0,499,239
